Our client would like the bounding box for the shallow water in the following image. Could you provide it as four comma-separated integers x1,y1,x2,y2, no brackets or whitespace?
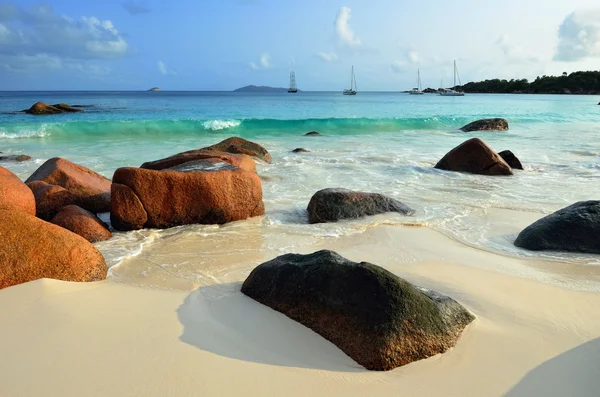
2,91,600,289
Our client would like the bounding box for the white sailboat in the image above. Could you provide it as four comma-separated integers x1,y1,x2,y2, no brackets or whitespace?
439,60,465,96
288,71,298,93
409,69,424,95
343,66,357,95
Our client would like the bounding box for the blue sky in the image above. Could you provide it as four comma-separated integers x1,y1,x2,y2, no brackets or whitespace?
1,0,600,90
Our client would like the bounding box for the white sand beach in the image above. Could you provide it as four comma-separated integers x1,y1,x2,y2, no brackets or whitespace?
1,224,599,397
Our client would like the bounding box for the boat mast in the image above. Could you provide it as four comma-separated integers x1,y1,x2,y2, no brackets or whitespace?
453,60,456,88
418,69,421,91
351,66,354,90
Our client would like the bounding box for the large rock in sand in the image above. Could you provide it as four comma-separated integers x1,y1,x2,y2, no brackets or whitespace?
515,201,600,254
50,205,112,243
140,150,256,173
0,210,107,289
111,163,264,230
27,180,79,220
307,188,414,224
435,138,513,176
201,137,272,164
0,166,36,215
25,158,111,213
242,250,474,371
460,118,509,132
110,183,148,231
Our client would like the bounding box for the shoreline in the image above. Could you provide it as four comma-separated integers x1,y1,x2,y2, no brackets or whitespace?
1,224,599,396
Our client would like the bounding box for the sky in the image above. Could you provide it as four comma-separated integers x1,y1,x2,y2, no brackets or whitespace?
1,0,600,90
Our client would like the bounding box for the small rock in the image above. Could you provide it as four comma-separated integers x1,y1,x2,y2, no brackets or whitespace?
292,148,310,153
241,250,474,371
0,154,31,162
51,205,112,243
498,150,523,170
435,138,513,176
515,201,600,254
304,131,321,136
460,118,509,132
307,188,414,224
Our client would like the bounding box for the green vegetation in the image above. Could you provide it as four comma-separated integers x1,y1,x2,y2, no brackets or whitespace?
457,71,600,94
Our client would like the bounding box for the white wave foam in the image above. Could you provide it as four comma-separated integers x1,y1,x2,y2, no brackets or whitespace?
0,124,50,139
202,119,241,131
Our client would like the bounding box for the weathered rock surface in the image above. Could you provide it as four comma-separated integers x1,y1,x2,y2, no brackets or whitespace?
24,102,83,115
0,166,36,216
434,138,513,176
460,118,509,132
27,180,79,220
292,148,310,153
141,150,256,173
25,158,111,213
110,183,148,231
0,210,107,289
304,131,321,136
51,205,112,243
307,188,414,224
242,250,474,371
498,150,523,170
515,201,600,253
111,164,264,230
201,137,272,164
0,153,31,162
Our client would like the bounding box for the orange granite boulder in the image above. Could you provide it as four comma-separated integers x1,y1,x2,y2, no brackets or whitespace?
434,138,513,176
24,102,82,115
25,158,111,213
50,205,112,243
27,180,79,220
110,183,148,231
111,163,264,230
201,137,272,163
0,210,107,289
0,166,36,215
140,150,256,173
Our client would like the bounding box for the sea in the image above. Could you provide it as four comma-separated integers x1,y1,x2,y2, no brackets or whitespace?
2,91,600,290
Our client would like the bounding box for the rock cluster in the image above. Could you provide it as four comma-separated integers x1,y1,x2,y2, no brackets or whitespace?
24,102,83,115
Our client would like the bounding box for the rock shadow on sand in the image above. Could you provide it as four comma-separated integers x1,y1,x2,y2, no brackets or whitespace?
176,282,366,372
505,337,600,397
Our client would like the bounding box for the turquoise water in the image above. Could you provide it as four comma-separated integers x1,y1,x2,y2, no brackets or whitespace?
2,91,600,289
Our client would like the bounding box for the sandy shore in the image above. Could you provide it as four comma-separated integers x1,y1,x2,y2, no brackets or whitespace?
1,225,599,396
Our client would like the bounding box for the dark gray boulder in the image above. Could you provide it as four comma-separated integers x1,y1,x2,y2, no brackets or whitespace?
305,131,320,136
515,201,600,253
307,188,414,224
460,118,509,132
292,148,310,153
241,250,474,371
498,150,523,170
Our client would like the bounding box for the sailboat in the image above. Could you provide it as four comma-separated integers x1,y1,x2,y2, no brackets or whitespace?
439,60,465,96
288,71,298,93
343,66,357,95
408,69,424,95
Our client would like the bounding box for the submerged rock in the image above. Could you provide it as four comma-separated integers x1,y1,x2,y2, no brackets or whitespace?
25,158,111,213
0,166,36,216
24,102,83,115
304,131,321,136
515,201,600,254
201,137,272,164
460,118,509,132
27,180,79,221
0,153,31,162
50,205,112,243
141,151,256,173
292,148,310,153
241,250,474,371
307,188,414,224
111,164,264,230
0,210,107,289
435,138,513,176
498,150,523,170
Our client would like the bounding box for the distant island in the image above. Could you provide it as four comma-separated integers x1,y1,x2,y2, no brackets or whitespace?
456,71,600,95
234,85,297,93
147,87,161,92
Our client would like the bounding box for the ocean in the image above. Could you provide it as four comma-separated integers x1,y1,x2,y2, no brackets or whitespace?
2,91,600,290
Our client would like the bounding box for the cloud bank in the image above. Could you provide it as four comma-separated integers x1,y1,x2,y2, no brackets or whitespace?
555,9,600,61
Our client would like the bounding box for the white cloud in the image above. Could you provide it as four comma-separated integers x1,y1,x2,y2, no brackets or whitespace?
157,60,176,76
391,50,422,73
335,6,361,48
317,52,338,62
260,53,271,68
407,51,421,64
555,9,600,61
249,62,258,70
